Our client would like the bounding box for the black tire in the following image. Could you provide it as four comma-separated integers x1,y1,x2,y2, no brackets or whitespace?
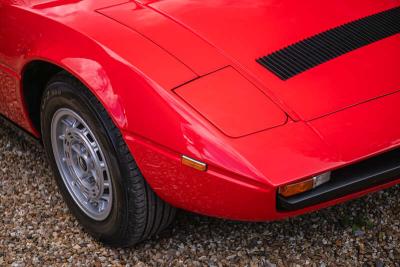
40,71,176,247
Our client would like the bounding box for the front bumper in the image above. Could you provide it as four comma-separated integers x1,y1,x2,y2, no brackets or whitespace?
122,90,400,221
278,148,400,211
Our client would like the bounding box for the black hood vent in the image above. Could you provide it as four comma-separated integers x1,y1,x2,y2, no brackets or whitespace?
257,6,400,80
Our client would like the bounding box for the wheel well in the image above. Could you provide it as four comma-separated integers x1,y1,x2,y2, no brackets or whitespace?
22,61,63,133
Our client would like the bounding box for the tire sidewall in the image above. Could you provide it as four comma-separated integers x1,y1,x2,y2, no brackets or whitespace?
41,80,129,240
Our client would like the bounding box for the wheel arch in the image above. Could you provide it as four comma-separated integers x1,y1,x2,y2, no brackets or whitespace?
21,60,63,133
21,57,128,137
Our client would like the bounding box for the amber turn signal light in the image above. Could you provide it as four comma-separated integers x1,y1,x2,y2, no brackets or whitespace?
279,179,314,197
279,172,331,197
181,155,207,171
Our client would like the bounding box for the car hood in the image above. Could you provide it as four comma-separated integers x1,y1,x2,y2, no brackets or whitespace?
99,0,400,121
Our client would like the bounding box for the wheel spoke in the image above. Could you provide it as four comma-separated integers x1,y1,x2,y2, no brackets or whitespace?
71,144,82,155
72,121,79,128
61,118,74,127
101,195,110,202
99,162,106,169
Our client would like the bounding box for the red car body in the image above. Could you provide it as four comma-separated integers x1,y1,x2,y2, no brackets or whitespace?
0,0,399,221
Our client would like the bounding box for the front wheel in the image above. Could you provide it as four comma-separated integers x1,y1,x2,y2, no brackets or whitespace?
41,72,176,246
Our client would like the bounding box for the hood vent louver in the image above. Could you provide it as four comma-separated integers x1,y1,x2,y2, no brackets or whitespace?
257,7,400,80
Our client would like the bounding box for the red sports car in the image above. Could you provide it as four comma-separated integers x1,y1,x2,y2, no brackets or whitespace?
1,0,399,246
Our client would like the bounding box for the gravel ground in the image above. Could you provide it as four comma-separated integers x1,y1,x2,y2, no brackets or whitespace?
0,119,399,267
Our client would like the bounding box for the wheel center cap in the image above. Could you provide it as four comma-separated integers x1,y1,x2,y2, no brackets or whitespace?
78,156,88,172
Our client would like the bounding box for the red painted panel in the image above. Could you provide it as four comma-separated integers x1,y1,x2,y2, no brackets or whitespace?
97,2,229,76
150,0,400,120
0,66,31,130
175,67,287,137
310,91,400,162
124,131,400,221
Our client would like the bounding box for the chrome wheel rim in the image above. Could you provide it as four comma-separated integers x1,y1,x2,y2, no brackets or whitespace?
51,108,113,221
